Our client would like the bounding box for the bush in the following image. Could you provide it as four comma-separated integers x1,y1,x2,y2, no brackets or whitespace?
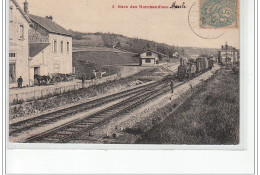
11,99,24,105
51,73,77,83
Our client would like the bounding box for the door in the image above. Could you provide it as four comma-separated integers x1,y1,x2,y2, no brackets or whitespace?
34,67,40,85
9,63,16,83
34,67,40,75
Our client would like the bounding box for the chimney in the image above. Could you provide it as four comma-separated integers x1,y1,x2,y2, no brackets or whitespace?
45,16,53,20
225,42,228,49
24,0,29,14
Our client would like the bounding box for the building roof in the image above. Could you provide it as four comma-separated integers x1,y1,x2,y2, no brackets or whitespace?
29,43,50,57
141,50,168,57
29,14,74,37
220,43,238,52
10,0,33,26
220,47,238,52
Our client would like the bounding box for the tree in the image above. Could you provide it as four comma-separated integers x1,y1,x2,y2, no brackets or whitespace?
181,48,185,56
115,41,121,48
146,42,150,49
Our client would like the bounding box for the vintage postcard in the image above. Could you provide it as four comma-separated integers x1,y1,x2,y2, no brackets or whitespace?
8,0,240,146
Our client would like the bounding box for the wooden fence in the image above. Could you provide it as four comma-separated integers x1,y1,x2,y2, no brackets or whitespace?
10,75,118,103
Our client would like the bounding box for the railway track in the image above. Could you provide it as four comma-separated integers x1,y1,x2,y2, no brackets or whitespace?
9,81,160,137
13,68,212,143
24,83,170,143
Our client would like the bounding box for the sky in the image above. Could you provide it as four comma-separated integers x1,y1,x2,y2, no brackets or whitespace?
16,0,240,49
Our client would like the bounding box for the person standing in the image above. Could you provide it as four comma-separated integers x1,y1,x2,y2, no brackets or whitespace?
91,70,96,82
170,80,174,94
81,75,85,88
17,76,23,88
117,71,121,79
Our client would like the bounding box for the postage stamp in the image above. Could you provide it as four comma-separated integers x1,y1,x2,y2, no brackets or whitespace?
200,0,239,28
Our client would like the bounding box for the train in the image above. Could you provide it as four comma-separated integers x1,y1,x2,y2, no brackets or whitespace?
177,57,214,81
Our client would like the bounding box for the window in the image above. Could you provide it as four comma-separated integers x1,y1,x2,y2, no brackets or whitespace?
9,53,16,57
53,40,57,52
67,42,69,53
9,63,16,83
19,25,24,39
146,52,152,56
60,41,63,53
145,58,151,63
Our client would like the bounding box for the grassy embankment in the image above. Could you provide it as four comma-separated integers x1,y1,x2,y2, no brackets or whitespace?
137,69,239,145
9,76,148,120
72,51,139,79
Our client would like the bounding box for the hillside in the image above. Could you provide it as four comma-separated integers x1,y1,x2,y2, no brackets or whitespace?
71,30,220,79
183,47,219,59
72,51,139,79
70,30,186,57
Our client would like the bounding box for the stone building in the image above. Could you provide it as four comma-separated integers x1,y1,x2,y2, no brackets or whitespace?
28,13,74,85
9,0,74,87
139,50,168,66
218,42,239,65
9,0,32,88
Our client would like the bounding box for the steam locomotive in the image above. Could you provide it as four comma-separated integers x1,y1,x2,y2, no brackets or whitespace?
177,57,214,81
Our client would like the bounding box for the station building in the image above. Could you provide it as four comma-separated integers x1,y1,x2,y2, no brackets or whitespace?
9,0,74,87
139,50,168,66
9,0,32,88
